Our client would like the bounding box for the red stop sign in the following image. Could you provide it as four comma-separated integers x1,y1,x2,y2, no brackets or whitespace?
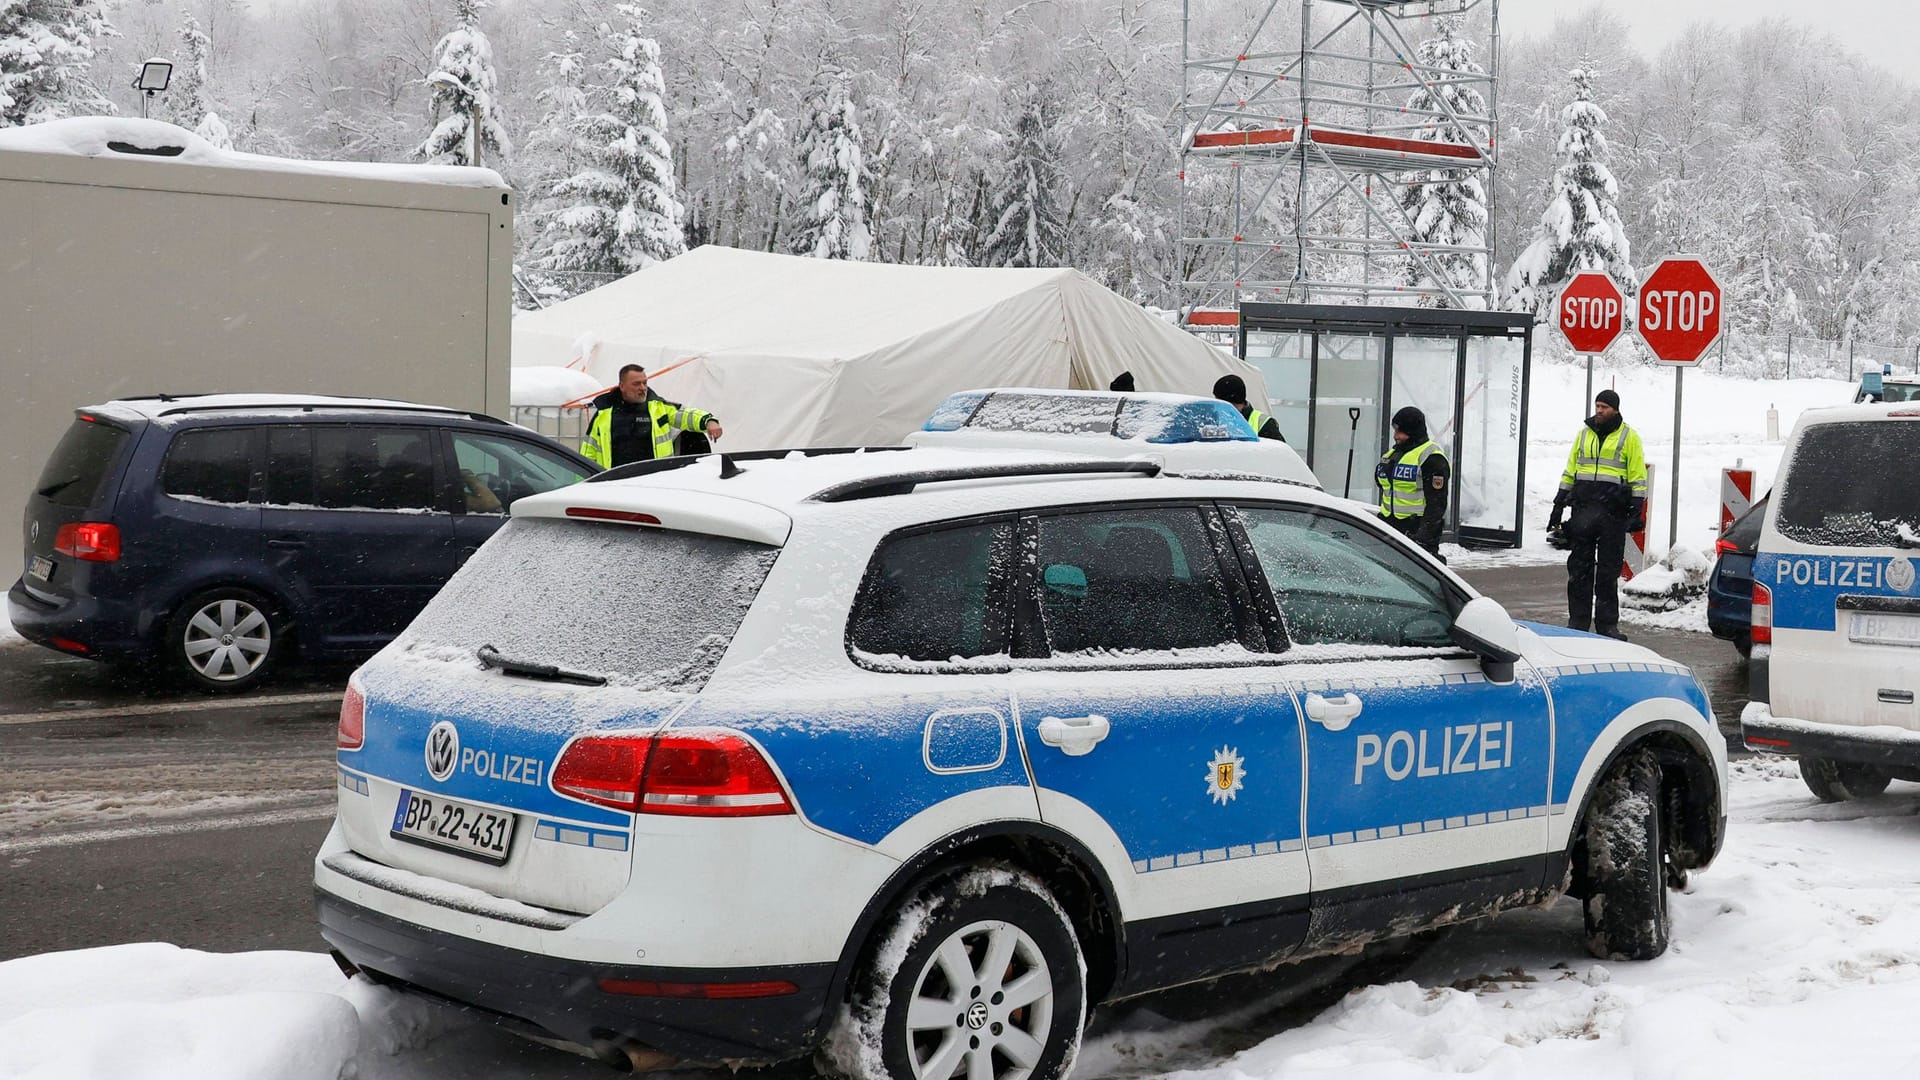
1557,272,1625,355
1637,257,1723,364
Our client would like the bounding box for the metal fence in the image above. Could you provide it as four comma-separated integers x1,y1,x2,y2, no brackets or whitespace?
1537,330,1919,383
510,405,589,452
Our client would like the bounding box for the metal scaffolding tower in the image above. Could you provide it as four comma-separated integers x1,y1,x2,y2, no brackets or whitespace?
1179,0,1501,321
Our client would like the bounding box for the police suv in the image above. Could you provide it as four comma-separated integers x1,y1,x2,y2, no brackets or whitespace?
1744,402,1920,801
316,437,1726,1078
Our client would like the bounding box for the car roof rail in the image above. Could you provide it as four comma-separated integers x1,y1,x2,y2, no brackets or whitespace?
148,401,506,424
586,445,912,484
1159,468,1318,490
810,459,1162,503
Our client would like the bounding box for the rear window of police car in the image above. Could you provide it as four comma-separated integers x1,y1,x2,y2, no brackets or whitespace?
395,518,778,691
1777,421,1920,548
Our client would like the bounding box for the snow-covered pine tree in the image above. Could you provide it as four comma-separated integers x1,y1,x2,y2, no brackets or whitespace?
0,0,111,128
166,12,230,148
417,0,510,168
788,63,872,261
1506,62,1636,315
537,5,686,276
1400,15,1489,308
980,84,1064,268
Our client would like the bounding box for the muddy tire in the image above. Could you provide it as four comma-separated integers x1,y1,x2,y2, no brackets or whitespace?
1800,756,1891,803
1583,750,1671,961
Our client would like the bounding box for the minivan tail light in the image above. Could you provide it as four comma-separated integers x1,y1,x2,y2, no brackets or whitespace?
54,522,120,562
1751,582,1773,645
551,730,794,817
1714,537,1738,557
337,677,366,751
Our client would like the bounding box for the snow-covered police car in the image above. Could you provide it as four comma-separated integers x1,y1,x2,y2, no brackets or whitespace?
315,444,1726,1078
1744,402,1920,801
906,388,1320,488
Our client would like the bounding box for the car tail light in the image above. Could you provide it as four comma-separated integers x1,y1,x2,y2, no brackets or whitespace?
337,677,366,751
565,507,661,524
54,522,120,562
551,730,794,817
1714,537,1738,557
1751,582,1773,645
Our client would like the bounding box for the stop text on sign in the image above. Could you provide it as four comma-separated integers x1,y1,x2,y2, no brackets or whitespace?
1562,295,1619,328
1640,289,1716,333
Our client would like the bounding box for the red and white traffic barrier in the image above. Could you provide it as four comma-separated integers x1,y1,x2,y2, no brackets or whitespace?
1623,464,1654,582
1721,466,1754,533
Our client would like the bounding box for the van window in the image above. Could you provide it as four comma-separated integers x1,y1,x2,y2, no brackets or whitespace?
35,420,128,509
849,521,1012,664
311,427,436,511
397,518,779,691
162,428,254,504
1777,421,1920,548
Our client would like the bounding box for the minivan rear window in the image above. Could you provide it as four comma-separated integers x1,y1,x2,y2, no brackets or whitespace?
395,518,779,691
34,419,128,509
1777,421,1920,548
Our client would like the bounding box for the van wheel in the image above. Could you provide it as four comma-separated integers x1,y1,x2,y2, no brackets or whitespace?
169,588,279,692
823,867,1086,1080
1583,751,1671,961
1800,757,1891,802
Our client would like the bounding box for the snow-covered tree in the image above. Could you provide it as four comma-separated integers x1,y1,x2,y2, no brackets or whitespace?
417,0,510,168
1401,15,1489,308
981,83,1064,268
1506,63,1635,315
537,5,686,276
166,12,230,148
788,63,871,261
0,0,111,128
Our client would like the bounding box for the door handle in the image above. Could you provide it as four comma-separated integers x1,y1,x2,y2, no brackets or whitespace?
1304,692,1363,731
267,538,308,549
1037,714,1111,757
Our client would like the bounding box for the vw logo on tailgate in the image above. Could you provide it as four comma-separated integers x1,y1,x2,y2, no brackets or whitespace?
424,721,461,782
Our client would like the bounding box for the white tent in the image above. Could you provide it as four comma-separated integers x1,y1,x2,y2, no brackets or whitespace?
511,246,1268,450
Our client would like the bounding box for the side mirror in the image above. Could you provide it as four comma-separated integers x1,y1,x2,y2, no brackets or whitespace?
1043,563,1088,600
1452,595,1521,684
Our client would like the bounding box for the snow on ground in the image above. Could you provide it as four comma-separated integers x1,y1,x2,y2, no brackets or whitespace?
0,621,20,647
4,763,1917,1080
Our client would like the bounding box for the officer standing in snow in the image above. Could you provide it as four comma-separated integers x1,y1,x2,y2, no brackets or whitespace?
1211,375,1286,442
581,364,723,469
1548,389,1648,641
1375,406,1449,558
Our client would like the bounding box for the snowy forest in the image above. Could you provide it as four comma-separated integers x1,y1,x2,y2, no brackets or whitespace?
7,0,1920,365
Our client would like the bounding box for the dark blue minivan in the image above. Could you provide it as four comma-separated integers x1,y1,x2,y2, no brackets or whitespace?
9,394,596,690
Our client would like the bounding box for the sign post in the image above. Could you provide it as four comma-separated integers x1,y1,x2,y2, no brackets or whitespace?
1636,257,1725,550
1557,271,1627,417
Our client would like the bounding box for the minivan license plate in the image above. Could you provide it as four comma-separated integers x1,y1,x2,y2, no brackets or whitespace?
1848,612,1920,648
27,555,52,582
391,790,515,863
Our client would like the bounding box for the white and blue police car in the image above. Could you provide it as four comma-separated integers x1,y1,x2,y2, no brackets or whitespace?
1744,402,1920,801
316,441,1727,1078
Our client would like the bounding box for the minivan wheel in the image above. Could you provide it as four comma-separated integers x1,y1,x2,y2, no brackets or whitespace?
170,589,279,691
1582,750,1671,962
823,866,1086,1080
1800,756,1891,803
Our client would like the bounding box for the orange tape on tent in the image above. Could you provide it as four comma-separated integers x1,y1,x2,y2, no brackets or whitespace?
556,355,704,411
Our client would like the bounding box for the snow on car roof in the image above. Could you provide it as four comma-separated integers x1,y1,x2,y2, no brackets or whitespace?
93,393,469,421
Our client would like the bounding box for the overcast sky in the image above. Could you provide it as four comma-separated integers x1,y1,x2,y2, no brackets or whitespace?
1499,0,1914,74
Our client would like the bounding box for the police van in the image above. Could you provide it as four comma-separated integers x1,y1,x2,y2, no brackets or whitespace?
1744,402,1920,801
315,444,1726,1078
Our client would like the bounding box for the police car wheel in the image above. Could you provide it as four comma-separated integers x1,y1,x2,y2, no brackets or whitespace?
1799,756,1892,803
169,588,279,692
824,867,1086,1080
1582,751,1671,962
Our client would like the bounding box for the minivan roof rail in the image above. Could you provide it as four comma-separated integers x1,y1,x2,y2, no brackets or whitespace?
586,445,911,485
810,459,1162,503
142,400,509,425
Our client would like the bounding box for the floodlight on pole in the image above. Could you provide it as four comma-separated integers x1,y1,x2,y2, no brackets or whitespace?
133,59,173,119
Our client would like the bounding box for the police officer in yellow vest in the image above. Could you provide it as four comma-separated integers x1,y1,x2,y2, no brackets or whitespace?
1375,406,1449,558
1211,375,1286,442
581,364,723,469
1547,389,1648,641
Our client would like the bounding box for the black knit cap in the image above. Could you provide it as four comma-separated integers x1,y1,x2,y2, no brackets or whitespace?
1595,389,1621,409
1391,406,1428,441
1212,374,1247,405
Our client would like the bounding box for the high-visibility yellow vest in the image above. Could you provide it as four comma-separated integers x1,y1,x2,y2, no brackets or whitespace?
581,398,713,468
1377,440,1442,518
1558,422,1648,498
1248,409,1269,435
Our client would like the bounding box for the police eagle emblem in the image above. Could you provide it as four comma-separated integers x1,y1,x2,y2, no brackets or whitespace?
1205,746,1246,805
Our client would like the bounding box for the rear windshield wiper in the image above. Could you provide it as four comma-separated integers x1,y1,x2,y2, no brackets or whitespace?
476,644,607,687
